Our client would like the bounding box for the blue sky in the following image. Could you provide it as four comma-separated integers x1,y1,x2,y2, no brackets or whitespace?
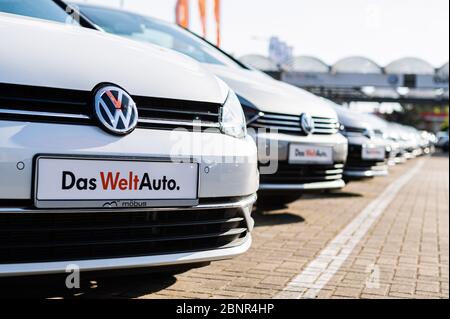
76,0,449,67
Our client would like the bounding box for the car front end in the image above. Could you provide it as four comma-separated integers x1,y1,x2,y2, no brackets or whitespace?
333,107,389,180
343,133,390,179
244,107,348,194
68,3,348,206
212,69,348,207
0,13,258,277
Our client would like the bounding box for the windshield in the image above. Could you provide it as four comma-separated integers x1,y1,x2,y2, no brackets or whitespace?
78,4,245,69
0,0,79,24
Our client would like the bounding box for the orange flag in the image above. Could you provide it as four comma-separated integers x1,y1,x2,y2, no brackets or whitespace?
214,0,221,47
176,0,190,28
198,0,207,37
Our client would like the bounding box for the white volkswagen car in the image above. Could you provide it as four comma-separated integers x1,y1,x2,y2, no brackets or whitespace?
332,105,389,179
72,3,349,208
0,7,258,277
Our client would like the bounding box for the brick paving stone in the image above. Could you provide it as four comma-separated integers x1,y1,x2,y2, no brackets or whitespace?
323,156,449,299
389,283,415,295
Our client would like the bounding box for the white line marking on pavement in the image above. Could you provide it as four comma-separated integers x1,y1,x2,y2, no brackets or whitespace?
276,160,425,299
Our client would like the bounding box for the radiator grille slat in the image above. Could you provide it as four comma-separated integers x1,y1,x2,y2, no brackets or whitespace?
250,112,339,135
260,163,344,184
0,208,248,264
0,83,221,130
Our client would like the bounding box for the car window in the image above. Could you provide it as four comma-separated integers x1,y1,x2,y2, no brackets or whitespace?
78,5,244,69
0,0,78,25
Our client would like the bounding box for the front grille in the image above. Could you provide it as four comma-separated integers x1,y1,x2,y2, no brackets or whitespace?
250,112,339,135
0,208,248,264
0,83,221,130
346,144,388,170
260,162,344,185
345,127,367,134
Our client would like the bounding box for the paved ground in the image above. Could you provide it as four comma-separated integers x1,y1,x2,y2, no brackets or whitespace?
1,153,448,299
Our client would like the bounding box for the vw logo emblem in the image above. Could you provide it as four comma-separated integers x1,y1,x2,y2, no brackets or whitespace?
94,85,138,135
300,113,314,135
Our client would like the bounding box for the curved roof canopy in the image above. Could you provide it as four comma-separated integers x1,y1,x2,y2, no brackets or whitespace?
239,54,279,71
332,56,382,74
385,57,435,75
290,56,329,73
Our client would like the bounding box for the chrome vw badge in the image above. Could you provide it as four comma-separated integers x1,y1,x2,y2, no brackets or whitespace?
94,86,138,135
300,113,314,135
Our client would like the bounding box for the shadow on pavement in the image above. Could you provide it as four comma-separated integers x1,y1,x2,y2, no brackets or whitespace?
253,211,305,227
0,272,177,299
302,191,364,199
432,151,449,158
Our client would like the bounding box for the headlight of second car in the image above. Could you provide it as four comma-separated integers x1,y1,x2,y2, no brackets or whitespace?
220,90,247,139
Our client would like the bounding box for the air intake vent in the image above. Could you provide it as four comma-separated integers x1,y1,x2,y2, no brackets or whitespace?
0,207,248,264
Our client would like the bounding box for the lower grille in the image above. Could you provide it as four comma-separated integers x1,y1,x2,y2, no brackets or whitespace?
0,208,248,264
346,144,387,169
260,162,344,185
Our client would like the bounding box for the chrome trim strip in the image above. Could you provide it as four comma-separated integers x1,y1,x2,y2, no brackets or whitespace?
251,124,301,132
259,179,345,190
313,128,339,134
323,169,345,174
138,118,220,128
263,114,299,121
256,118,299,126
314,124,338,128
139,107,219,117
344,169,389,178
0,109,220,128
0,108,90,119
0,194,257,214
0,235,252,277
312,118,338,124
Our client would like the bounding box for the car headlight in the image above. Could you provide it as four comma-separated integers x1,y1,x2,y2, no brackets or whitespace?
220,91,247,138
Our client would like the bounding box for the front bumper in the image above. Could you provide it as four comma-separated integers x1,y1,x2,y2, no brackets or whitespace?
0,120,258,276
344,167,389,178
254,131,348,191
0,194,256,278
0,121,259,200
0,236,252,278
259,179,345,191
344,136,389,179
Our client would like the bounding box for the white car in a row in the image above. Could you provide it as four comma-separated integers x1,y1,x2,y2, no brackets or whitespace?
72,2,348,209
0,6,258,277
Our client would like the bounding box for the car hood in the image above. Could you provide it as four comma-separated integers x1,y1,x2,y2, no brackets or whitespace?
0,14,228,103
360,114,390,132
204,64,338,119
332,105,373,129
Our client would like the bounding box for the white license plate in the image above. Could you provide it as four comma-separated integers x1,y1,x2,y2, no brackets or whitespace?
362,146,386,160
288,144,334,164
35,157,199,209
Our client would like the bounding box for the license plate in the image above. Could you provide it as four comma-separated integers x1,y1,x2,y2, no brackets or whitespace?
288,144,333,164
35,157,199,209
362,146,386,160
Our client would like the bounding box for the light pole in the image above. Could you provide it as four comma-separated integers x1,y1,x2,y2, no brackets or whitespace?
119,0,125,8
